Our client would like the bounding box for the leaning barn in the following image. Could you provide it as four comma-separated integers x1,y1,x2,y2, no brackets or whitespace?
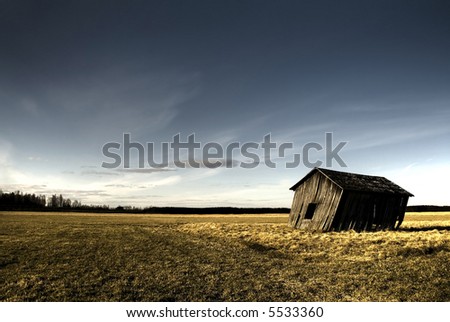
289,168,413,232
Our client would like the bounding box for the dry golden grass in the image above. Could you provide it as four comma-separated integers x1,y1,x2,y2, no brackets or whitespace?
1,211,449,301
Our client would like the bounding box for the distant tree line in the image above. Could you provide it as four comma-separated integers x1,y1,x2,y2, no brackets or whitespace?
46,193,82,208
406,205,450,212
0,190,46,210
0,189,290,214
63,205,290,214
136,206,290,214
1,189,448,213
0,190,81,211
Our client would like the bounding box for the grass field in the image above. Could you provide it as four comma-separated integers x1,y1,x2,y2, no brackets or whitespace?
1,211,449,301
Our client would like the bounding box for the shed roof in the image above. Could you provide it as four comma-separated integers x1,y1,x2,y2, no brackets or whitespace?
290,168,414,196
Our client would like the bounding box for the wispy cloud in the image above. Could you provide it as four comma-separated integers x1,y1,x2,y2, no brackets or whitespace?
27,156,44,162
40,67,201,141
180,159,241,169
81,170,121,177
105,184,132,188
0,138,13,167
345,121,450,151
20,98,39,117
116,168,175,174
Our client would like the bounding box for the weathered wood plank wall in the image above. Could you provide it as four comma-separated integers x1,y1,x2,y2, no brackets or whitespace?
289,172,342,231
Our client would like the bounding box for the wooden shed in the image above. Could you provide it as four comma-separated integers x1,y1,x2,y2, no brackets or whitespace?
289,168,413,232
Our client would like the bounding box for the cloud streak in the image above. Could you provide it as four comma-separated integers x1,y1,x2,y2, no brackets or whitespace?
116,168,175,174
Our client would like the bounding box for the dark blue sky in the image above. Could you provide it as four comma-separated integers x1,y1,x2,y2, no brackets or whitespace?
1,0,449,206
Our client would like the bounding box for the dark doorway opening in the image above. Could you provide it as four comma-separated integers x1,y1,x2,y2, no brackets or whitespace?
304,203,317,219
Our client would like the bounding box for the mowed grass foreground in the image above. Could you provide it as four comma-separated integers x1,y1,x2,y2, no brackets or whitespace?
1,211,449,301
